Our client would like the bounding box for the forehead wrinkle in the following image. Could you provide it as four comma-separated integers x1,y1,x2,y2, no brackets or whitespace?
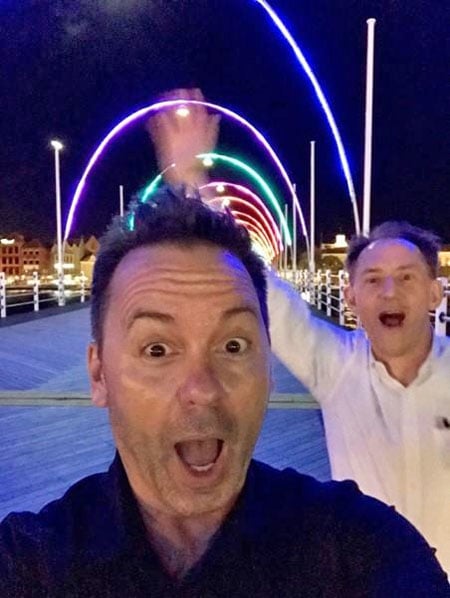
117,274,254,301
107,246,260,328
115,261,251,286
111,268,259,327
113,258,255,292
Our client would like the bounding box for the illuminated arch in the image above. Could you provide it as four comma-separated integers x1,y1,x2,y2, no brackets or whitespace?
142,152,291,245
208,195,280,255
251,237,272,262
66,1,361,252
235,218,274,260
253,0,360,233
65,99,308,255
231,209,276,257
202,181,283,249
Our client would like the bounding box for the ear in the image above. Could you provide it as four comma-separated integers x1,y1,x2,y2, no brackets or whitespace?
87,342,108,407
429,278,444,311
343,283,357,313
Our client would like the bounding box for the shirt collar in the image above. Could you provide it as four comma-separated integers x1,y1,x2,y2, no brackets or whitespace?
96,453,264,567
368,331,441,387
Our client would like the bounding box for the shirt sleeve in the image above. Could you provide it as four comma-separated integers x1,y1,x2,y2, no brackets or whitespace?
267,269,352,401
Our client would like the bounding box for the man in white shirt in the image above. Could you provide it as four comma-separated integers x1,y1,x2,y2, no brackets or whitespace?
268,224,450,573
147,89,450,573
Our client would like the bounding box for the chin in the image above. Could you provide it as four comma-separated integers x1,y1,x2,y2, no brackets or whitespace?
166,487,236,519
372,340,410,359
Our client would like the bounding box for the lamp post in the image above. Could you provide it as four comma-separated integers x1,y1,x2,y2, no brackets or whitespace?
363,18,376,236
50,139,65,307
119,185,124,217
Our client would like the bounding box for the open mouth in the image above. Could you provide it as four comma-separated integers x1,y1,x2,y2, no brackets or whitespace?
378,311,405,328
175,438,224,474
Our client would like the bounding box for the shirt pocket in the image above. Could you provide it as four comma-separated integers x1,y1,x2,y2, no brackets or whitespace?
434,416,450,468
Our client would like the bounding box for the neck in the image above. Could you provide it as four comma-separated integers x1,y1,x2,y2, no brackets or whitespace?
373,329,434,387
138,505,225,579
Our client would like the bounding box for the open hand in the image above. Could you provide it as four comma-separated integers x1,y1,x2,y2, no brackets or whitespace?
147,88,220,187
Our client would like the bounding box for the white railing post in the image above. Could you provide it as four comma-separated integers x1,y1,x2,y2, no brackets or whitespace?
300,269,305,294
326,269,332,317
308,269,314,305
0,272,6,318
80,276,86,304
338,269,346,327
435,277,449,337
33,271,40,312
316,269,322,309
57,270,65,307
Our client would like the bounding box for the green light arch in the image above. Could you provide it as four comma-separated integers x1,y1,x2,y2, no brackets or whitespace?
140,152,292,245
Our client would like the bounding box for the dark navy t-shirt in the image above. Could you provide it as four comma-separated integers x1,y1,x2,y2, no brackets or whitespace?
0,455,448,597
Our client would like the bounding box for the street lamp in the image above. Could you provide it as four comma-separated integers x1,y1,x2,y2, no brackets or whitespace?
50,139,65,307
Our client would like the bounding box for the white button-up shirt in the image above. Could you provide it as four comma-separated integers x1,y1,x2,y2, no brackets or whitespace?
268,272,450,573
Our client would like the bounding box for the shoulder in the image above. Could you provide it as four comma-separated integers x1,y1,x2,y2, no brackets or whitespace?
248,459,378,532
1,467,111,538
250,459,369,517
0,468,113,588
248,461,449,591
251,459,422,536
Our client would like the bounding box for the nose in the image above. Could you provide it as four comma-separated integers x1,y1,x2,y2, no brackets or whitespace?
176,359,223,408
380,276,396,297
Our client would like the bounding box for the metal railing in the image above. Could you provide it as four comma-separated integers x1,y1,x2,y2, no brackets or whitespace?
283,269,450,337
2,268,449,336
0,272,90,318
433,277,449,337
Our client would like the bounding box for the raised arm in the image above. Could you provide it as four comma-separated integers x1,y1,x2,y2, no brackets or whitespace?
146,88,219,189
267,268,352,401
148,88,348,403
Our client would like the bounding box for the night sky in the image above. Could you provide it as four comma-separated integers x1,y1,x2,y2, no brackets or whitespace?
1,0,449,245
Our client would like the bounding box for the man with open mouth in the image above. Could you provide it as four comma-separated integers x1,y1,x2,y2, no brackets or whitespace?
268,221,450,575
0,186,448,595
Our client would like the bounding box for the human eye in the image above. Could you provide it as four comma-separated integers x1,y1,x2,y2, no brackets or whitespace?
223,337,250,355
365,276,378,285
143,342,172,358
401,272,413,282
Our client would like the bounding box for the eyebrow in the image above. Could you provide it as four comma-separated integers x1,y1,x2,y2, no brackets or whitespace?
221,305,260,323
126,310,175,330
126,305,260,330
360,264,419,275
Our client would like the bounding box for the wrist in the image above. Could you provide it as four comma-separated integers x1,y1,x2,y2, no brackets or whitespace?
163,164,208,188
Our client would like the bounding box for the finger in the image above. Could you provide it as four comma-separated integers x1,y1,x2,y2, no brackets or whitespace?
147,110,178,143
156,88,207,125
178,88,206,121
154,89,192,129
208,113,221,143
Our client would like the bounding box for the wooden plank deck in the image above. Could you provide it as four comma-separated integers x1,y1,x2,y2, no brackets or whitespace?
0,308,91,392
